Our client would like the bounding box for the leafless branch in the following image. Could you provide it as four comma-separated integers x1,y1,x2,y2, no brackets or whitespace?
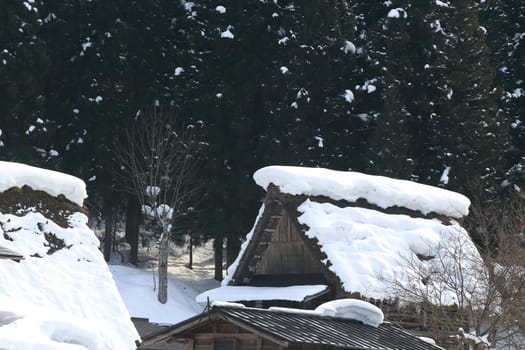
382,192,525,349
113,103,201,303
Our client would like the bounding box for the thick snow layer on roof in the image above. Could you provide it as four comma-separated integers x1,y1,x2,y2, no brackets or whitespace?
314,299,384,327
0,161,87,206
254,166,470,218
212,301,246,309
196,285,328,303
266,299,384,327
217,299,383,327
297,200,486,304
0,211,139,349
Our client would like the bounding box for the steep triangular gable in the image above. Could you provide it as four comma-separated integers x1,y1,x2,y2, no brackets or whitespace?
228,185,343,295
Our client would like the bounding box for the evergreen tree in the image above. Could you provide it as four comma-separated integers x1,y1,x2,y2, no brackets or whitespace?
359,1,427,179
192,0,372,278
484,0,525,189
0,0,50,163
360,0,508,196
419,0,508,195
265,0,370,170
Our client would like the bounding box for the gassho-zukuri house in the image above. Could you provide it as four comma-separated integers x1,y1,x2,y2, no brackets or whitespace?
0,161,139,349
197,165,485,346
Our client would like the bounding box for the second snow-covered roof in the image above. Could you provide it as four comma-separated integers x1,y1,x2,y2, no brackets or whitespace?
254,166,470,218
0,161,87,206
0,161,138,349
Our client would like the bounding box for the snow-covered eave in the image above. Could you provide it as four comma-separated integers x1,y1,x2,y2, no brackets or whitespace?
0,161,87,206
254,166,470,218
196,285,329,304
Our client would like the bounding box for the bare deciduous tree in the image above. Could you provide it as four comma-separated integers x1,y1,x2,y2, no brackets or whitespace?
115,103,198,304
384,193,525,349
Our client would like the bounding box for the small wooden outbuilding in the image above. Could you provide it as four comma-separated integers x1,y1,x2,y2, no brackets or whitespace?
139,305,444,350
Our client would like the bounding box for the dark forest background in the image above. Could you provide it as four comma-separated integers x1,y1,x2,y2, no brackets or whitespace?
1,0,524,278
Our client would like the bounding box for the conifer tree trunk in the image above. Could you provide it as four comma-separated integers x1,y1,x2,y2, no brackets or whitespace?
125,193,140,265
214,237,223,281
102,194,113,262
226,236,241,268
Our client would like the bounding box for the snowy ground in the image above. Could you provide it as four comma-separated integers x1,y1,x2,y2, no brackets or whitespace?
108,240,220,325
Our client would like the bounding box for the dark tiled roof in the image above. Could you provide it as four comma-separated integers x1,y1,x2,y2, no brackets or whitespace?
217,306,442,350
149,306,443,350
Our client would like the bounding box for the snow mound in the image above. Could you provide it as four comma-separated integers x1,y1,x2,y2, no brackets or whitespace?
0,161,87,206
253,165,470,218
264,300,384,327
315,299,384,327
212,301,245,309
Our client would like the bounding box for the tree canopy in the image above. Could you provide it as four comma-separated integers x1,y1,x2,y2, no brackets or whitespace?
1,0,523,276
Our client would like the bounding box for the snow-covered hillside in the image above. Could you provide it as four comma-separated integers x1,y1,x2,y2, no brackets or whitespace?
0,161,139,349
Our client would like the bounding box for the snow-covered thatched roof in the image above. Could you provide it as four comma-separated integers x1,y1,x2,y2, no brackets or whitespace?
0,161,139,349
254,165,471,218
0,161,87,206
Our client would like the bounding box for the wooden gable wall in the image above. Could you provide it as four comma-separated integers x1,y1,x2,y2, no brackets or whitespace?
257,209,324,276
168,320,282,350
228,185,346,306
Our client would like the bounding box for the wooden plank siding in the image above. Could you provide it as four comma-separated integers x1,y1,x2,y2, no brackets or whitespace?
258,211,323,275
